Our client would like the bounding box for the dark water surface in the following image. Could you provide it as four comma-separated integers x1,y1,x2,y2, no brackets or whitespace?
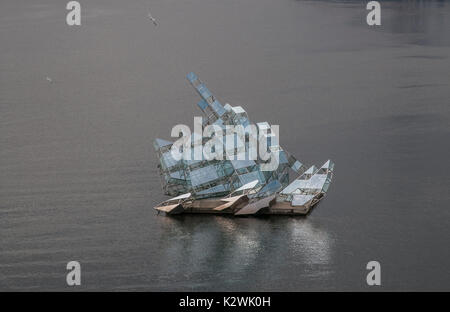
1,0,449,290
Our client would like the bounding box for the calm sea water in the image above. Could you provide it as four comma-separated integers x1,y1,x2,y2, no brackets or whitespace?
1,0,449,291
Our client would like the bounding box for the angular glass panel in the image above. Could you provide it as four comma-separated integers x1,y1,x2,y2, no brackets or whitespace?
230,159,255,170
196,184,227,195
292,194,314,206
197,99,208,110
211,100,225,116
190,165,219,187
162,152,179,168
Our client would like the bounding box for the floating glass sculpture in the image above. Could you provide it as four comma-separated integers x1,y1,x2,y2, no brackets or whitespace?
154,73,334,215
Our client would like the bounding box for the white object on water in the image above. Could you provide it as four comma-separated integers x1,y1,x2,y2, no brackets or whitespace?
148,11,158,26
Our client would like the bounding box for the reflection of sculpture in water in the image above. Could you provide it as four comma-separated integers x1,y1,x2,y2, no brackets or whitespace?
289,219,333,266
155,215,333,283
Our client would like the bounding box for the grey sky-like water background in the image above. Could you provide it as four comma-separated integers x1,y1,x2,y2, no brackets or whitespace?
1,0,449,291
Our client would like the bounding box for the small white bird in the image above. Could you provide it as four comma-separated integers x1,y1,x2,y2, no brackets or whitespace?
148,11,158,26
46,76,53,83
